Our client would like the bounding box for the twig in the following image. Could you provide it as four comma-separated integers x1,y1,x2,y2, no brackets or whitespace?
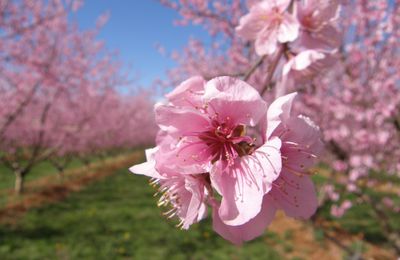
260,45,284,96
243,55,266,81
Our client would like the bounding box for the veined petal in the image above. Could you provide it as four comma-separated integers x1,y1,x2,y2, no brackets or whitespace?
271,172,317,218
236,12,266,40
129,147,165,179
266,92,297,139
278,115,323,171
212,195,277,245
278,14,300,43
255,26,278,56
166,76,205,108
203,76,268,126
155,104,210,137
250,136,283,187
210,137,281,226
213,163,264,226
179,176,207,229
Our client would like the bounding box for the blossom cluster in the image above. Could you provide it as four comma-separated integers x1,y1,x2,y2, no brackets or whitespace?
236,0,341,90
130,76,322,244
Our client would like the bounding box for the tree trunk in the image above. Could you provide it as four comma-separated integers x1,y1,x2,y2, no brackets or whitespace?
56,167,64,181
15,170,24,195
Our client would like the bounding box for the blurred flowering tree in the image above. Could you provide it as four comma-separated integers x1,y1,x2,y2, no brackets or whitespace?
155,0,400,253
0,0,156,194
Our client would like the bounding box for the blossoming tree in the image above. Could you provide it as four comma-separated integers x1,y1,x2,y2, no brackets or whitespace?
0,0,156,194
130,0,400,253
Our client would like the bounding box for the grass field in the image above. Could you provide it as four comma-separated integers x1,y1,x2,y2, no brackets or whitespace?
0,167,282,260
0,154,398,259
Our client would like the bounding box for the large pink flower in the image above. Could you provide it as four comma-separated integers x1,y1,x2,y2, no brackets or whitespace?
236,0,299,56
129,76,322,244
155,76,282,225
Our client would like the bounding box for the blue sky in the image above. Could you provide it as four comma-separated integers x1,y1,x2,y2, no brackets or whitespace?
71,1,210,90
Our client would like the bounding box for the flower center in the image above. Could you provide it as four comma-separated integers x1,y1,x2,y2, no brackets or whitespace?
199,121,255,166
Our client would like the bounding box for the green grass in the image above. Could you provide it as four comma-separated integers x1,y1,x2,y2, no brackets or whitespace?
0,167,281,260
313,174,400,246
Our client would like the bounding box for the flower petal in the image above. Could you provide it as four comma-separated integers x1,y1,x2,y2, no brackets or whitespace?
277,14,300,43
211,160,264,226
266,92,297,139
279,115,323,171
210,137,281,226
271,172,317,218
179,176,207,229
166,76,205,108
203,76,267,126
212,195,277,245
155,104,210,137
129,147,165,179
255,26,278,56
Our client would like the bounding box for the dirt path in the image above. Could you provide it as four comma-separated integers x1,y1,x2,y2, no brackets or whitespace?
267,211,396,260
0,151,143,226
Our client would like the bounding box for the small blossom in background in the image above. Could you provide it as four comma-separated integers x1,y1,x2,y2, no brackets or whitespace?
130,76,323,244
236,0,299,56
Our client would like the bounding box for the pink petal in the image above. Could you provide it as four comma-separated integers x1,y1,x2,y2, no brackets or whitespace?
252,136,283,188
129,147,165,179
277,14,300,43
211,160,264,226
255,26,278,56
280,116,323,171
155,104,210,137
155,135,209,174
271,116,322,219
271,172,317,218
212,195,277,245
203,76,267,126
166,76,205,108
295,26,341,51
210,137,282,226
285,50,325,72
266,92,297,139
236,11,266,40
179,176,207,229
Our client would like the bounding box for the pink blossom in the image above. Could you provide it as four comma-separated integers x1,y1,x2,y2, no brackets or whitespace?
323,184,340,202
236,0,299,56
331,200,352,218
130,76,322,244
154,76,282,225
295,0,341,52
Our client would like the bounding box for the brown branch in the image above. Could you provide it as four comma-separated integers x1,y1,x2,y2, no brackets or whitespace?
260,45,284,96
243,55,266,81
327,140,348,161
